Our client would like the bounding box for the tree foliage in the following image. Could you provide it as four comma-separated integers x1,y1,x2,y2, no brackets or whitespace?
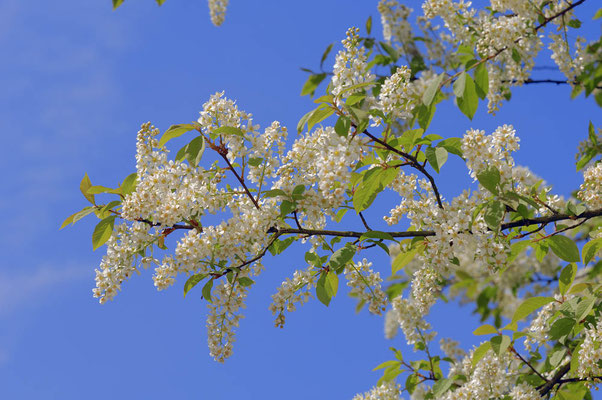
64,0,602,398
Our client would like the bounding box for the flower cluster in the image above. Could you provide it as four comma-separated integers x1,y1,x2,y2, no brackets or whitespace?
352,381,401,400
331,27,375,100
344,259,388,315
269,268,316,328
377,66,415,122
578,162,602,210
577,319,602,379
208,0,229,26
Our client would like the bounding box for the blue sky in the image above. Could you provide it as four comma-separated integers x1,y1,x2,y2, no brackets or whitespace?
0,0,600,399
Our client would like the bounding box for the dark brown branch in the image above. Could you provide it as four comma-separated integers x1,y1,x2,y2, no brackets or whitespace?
362,129,444,209
510,346,548,383
538,362,571,396
220,153,261,210
359,212,372,230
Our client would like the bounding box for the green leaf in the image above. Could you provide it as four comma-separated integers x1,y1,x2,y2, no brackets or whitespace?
268,237,296,255
431,378,454,397
238,277,255,287
297,108,315,134
329,243,356,270
365,16,372,35
183,274,207,297
437,137,463,157
474,62,489,100
87,185,122,195
456,73,478,119
301,73,327,97
80,173,95,204
353,167,398,212
156,0,166,5
473,324,497,335
346,93,365,106
575,295,596,321
307,106,334,133
112,0,125,10
582,237,602,264
373,360,401,371
511,296,555,324
158,124,196,147
213,125,245,137
326,271,339,297
334,116,351,137
567,19,581,28
416,103,436,130
453,72,467,97
594,8,602,19
484,200,504,230
392,247,419,274
380,42,398,60
202,279,214,303
425,146,448,173
316,273,332,306
548,235,580,262
490,335,511,356
92,215,116,250
477,165,501,194
548,317,575,340
263,189,287,198
559,263,577,295
511,47,521,63
472,341,491,366
422,74,444,106
176,136,205,167
60,207,96,229
120,173,138,196
320,43,334,69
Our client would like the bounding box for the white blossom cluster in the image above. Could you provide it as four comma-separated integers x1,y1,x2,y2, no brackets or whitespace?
377,66,415,122
331,27,375,100
378,0,413,48
352,381,401,400
208,0,229,26
578,162,602,210
577,319,602,379
344,258,388,315
93,222,159,303
269,268,316,328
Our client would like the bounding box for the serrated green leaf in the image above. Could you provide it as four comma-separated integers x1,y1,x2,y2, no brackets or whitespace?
326,271,338,297
353,167,398,212
320,43,334,69
60,206,96,229
307,106,334,133
431,378,453,397
511,296,555,324
575,295,596,321
437,137,463,157
548,235,580,262
87,185,122,195
92,215,116,250
158,124,196,147
365,16,372,35
548,317,575,340
183,274,207,297
373,360,401,371
453,72,467,97
334,116,351,137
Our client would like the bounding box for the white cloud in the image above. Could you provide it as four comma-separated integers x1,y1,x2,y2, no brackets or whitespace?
0,264,89,315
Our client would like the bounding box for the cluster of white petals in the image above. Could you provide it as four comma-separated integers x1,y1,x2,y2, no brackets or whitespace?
377,66,415,122
331,27,375,100
578,162,602,209
269,268,316,328
345,259,388,315
577,319,602,379
352,381,401,400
